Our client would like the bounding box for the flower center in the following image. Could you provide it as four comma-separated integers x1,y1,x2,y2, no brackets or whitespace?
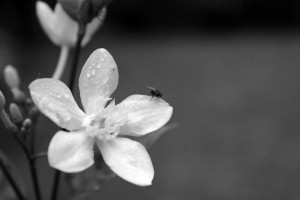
82,100,122,140
86,117,119,140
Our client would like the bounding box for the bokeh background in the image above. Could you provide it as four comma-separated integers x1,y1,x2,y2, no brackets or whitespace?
1,0,300,200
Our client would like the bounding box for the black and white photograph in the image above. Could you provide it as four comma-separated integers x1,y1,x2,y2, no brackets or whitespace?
0,0,300,200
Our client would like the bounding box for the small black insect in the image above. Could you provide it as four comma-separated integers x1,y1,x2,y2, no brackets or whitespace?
147,86,163,101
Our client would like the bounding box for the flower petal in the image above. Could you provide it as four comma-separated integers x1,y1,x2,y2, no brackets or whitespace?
79,49,119,115
48,130,95,173
36,2,101,47
29,78,86,131
36,1,59,45
97,137,154,186
81,8,106,46
36,2,78,46
53,3,78,46
115,95,173,136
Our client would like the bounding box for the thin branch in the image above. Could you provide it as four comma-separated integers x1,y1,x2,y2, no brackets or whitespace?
32,152,47,160
27,157,42,200
9,125,42,200
68,23,86,90
50,170,61,200
52,46,70,80
0,151,26,200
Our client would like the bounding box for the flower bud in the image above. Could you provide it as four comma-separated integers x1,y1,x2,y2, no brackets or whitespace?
58,0,84,21
9,103,23,124
0,94,18,133
22,118,33,133
0,109,17,133
36,1,105,47
23,118,32,128
0,91,5,110
28,106,39,119
4,65,20,89
11,88,26,103
59,0,109,23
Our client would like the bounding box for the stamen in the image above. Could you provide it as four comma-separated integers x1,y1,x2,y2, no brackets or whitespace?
84,99,121,140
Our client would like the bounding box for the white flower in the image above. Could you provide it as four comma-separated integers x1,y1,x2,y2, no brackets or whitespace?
36,1,106,47
29,49,173,186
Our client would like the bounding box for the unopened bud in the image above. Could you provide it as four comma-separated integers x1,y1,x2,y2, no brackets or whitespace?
21,118,32,134
28,106,39,119
89,0,110,16
23,118,32,128
11,88,26,103
59,0,110,23
25,98,33,108
4,65,20,89
58,0,86,21
0,110,18,133
9,103,23,124
0,91,5,110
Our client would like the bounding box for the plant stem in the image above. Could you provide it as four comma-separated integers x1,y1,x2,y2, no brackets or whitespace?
50,22,86,200
20,142,42,200
50,170,60,200
0,151,26,200
25,117,42,200
32,152,47,160
28,156,42,200
12,132,42,200
52,46,70,80
69,23,86,90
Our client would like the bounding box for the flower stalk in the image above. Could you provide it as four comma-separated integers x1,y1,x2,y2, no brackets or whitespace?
6,120,42,200
32,152,48,160
1,71,42,200
28,156,42,200
69,22,86,90
50,22,86,200
12,128,42,200
52,46,70,80
0,151,26,200
50,170,61,200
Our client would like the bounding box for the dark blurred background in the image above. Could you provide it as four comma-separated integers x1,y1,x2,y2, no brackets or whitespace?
1,0,300,200
4,0,300,37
